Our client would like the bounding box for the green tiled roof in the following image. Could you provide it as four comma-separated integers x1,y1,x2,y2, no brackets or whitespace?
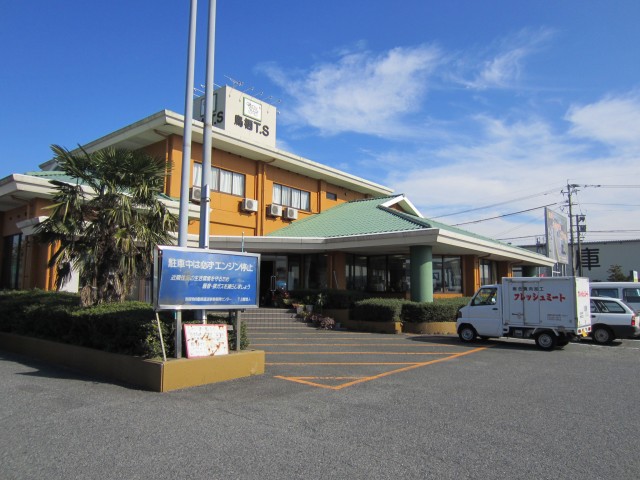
268,194,522,251
26,170,80,184
268,196,430,238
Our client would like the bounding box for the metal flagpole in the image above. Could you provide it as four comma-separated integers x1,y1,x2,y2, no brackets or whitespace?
197,0,217,323
175,0,198,357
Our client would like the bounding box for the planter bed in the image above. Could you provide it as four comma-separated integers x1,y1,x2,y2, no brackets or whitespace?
341,319,402,334
0,332,264,392
402,321,457,335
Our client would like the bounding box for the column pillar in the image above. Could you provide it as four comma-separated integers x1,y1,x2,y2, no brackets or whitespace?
410,245,433,303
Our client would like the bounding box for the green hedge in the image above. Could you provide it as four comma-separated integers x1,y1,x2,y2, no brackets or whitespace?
351,298,410,322
401,297,471,323
350,297,471,324
0,290,249,358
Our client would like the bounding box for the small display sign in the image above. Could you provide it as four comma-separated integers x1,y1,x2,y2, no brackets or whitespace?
183,324,229,358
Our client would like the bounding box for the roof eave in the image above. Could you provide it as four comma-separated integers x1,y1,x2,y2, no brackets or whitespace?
209,228,555,266
39,110,394,197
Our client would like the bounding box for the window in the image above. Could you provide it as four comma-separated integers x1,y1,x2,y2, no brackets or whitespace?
192,164,245,196
273,184,310,211
623,288,640,304
591,288,618,298
346,255,368,290
480,259,497,286
326,192,337,201
388,255,410,293
1,234,22,289
595,299,626,314
432,256,462,293
472,287,498,306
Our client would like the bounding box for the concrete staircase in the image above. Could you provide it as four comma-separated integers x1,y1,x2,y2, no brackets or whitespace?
239,307,310,331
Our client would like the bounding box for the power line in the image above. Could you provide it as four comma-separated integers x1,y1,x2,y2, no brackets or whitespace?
452,203,558,226
431,188,559,219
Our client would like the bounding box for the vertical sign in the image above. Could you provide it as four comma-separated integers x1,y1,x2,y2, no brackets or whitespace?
545,208,569,265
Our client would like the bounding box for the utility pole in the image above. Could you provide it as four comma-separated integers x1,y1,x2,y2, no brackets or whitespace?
575,215,586,276
564,182,577,277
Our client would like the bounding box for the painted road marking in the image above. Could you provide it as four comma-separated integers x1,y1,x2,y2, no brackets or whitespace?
267,345,489,390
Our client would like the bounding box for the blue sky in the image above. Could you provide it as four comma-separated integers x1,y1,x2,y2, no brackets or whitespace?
2,0,640,246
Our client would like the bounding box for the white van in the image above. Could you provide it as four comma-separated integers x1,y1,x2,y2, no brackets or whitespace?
589,282,640,313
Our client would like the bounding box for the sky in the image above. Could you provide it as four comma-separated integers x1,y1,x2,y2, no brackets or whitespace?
2,0,640,247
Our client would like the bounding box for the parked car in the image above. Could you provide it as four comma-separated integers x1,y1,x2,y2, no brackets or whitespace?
589,296,640,345
590,282,640,313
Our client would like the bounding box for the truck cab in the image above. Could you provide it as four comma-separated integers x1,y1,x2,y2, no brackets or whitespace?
458,285,503,338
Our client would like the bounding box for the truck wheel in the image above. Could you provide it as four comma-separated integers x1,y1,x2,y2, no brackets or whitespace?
458,325,477,343
592,326,614,345
535,331,557,351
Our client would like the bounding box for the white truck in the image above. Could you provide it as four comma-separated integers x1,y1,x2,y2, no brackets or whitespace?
456,277,591,350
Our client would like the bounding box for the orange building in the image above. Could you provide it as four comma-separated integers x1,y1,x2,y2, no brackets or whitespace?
0,86,554,302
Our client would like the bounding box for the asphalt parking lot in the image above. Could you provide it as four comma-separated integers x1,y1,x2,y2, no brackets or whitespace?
252,330,490,390
2,329,639,480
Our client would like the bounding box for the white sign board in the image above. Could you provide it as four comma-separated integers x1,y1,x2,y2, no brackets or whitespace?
193,85,277,148
183,324,229,358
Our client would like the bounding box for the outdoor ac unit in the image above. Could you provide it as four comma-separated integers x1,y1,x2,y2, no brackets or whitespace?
284,207,298,220
267,204,282,217
241,198,259,212
190,186,201,203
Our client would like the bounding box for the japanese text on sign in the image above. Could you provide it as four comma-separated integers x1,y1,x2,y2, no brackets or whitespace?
154,246,260,311
514,293,566,302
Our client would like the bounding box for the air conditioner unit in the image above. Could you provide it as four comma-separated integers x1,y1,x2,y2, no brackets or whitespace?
267,204,282,217
190,186,202,203
241,198,258,212
284,207,298,220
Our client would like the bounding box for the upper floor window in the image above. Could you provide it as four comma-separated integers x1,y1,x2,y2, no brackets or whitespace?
193,163,245,196
326,192,337,201
273,184,310,211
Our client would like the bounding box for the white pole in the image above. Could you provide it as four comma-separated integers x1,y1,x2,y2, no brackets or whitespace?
175,0,198,357
197,0,217,323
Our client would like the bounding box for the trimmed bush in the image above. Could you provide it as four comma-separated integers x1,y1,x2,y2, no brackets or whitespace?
351,298,411,323
0,290,249,358
401,297,471,323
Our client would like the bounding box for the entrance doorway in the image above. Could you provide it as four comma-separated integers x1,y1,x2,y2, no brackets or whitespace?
260,255,288,306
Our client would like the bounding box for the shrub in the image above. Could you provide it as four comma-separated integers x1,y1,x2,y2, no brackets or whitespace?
0,290,249,358
401,297,471,323
351,298,410,323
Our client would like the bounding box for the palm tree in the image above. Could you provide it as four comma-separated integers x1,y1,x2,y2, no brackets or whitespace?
36,145,178,306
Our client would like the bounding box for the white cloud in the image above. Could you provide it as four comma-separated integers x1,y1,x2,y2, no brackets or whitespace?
451,27,553,90
257,31,639,245
259,44,442,137
566,92,640,151
385,111,640,244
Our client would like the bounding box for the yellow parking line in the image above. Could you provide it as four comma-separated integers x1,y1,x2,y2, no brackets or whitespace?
254,343,460,347
267,362,418,366
272,346,489,390
267,351,462,355
332,346,488,390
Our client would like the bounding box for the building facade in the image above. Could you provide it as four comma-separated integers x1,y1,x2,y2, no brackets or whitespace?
0,87,555,302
